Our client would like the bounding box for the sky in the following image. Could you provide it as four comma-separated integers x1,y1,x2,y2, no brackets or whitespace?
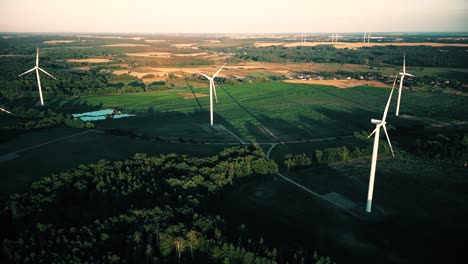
1,0,467,33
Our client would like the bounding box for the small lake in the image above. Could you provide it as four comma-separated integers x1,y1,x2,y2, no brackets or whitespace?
72,109,135,121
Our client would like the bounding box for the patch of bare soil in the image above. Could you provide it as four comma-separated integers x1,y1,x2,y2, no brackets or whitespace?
283,79,389,88
178,93,208,99
43,40,76,44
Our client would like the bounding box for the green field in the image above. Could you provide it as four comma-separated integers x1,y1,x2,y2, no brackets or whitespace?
3,81,467,201
52,82,468,143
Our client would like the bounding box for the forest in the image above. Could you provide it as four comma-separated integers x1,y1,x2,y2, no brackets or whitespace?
0,146,332,263
228,45,468,68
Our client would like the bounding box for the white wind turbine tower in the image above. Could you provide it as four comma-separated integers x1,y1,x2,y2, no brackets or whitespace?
18,47,57,106
363,32,367,43
365,75,398,213
199,63,226,126
367,33,371,44
335,33,339,43
396,53,414,116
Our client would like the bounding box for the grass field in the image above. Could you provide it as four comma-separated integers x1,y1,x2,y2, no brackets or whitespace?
53,82,468,143
5,82,466,199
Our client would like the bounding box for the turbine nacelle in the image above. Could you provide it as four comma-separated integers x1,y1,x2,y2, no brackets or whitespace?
371,118,383,125
399,72,414,77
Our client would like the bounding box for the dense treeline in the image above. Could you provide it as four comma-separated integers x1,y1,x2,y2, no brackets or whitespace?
0,56,149,98
0,106,93,142
390,123,468,167
411,133,468,167
0,147,333,263
230,45,468,68
283,143,392,171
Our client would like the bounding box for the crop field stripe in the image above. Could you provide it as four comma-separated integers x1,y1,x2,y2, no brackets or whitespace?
3,129,104,155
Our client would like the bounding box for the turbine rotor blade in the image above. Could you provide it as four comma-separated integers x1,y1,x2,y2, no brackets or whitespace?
382,75,398,122
212,82,218,103
36,47,40,67
382,124,395,158
38,67,57,80
0,107,12,114
199,72,211,80
405,73,414,77
368,127,378,139
212,63,226,78
403,53,406,73
18,67,36,77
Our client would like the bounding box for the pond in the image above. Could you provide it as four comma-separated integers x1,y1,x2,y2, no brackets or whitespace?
72,109,135,121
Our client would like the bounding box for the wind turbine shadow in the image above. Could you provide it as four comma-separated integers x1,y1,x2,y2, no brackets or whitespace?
185,78,203,110
313,85,371,110
219,86,263,123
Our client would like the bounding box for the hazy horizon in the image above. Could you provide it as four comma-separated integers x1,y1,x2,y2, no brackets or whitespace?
1,0,467,33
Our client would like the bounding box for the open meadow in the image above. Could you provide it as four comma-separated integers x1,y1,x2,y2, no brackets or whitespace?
54,82,468,143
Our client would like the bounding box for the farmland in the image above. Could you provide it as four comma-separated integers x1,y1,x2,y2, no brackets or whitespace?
1,33,467,263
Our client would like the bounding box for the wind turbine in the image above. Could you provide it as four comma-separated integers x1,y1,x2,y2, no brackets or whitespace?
368,33,371,44
396,53,414,116
18,47,57,107
199,63,226,126
365,75,398,213
363,32,367,43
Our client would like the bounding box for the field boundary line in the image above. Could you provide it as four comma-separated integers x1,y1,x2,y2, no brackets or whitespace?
265,134,362,215
3,129,104,155
275,172,324,199
221,126,246,144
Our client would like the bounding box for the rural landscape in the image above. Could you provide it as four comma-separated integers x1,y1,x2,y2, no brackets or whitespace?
1,1,468,263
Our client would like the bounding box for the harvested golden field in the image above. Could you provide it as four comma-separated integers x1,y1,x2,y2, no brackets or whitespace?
283,79,390,88
74,66,92,71
66,58,111,63
43,40,76,44
175,52,208,57
254,42,286,47
112,69,166,83
101,43,149,47
126,52,172,57
171,43,196,48
109,62,370,83
145,39,166,43
125,52,207,57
